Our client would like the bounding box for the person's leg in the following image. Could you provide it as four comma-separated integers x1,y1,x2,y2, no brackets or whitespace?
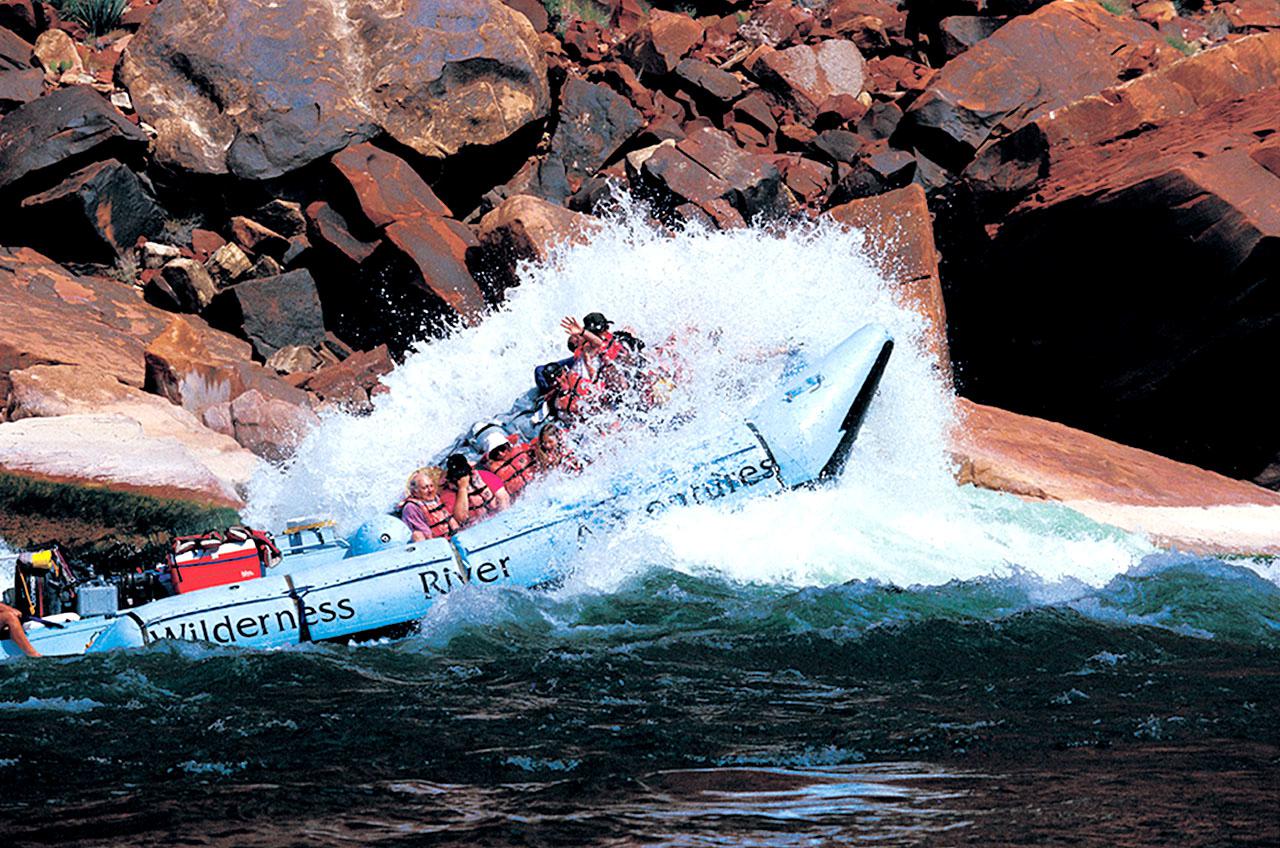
0,604,40,658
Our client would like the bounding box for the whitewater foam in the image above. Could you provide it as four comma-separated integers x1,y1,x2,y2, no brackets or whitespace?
246,209,1158,592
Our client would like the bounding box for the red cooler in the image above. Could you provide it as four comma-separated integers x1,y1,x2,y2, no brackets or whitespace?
170,539,264,594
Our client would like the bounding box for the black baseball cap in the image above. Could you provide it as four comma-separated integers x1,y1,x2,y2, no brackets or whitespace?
445,453,472,480
583,312,612,333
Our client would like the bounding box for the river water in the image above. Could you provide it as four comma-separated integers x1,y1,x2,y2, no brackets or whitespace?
1,214,1277,845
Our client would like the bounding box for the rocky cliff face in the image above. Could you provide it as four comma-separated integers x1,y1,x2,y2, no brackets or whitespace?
0,0,1276,538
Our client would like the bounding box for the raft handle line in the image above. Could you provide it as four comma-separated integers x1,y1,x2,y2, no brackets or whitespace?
284,574,312,644
125,612,150,645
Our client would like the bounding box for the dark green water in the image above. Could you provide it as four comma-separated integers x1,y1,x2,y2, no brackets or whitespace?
1,554,1277,846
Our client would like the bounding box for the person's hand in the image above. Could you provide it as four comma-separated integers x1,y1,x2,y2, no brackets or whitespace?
457,474,471,490
561,316,584,337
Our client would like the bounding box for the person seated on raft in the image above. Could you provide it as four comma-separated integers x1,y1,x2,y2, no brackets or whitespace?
0,601,41,658
562,312,650,404
533,423,582,474
400,467,459,542
560,312,641,372
441,453,510,528
538,359,596,424
474,422,538,499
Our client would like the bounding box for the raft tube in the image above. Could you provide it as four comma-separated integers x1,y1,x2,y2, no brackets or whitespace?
4,324,893,657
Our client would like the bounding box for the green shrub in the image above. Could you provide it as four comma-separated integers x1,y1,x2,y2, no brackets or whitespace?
61,0,127,36
1164,33,1198,56
544,0,614,34
1097,0,1131,15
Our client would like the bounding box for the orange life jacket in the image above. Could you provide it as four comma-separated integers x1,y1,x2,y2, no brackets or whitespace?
553,369,595,419
488,438,538,497
402,497,459,539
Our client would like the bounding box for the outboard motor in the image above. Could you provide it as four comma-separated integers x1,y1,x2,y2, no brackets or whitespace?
346,514,411,558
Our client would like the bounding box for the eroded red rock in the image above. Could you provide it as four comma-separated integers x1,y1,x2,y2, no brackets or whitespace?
0,85,146,193
305,200,380,265
623,9,703,76
826,184,950,378
331,142,451,228
749,40,866,122
900,0,1176,170
121,0,550,179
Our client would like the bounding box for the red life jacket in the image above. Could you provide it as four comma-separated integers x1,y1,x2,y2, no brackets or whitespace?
402,497,459,539
596,330,625,363
553,369,595,419
448,474,501,526
488,438,538,497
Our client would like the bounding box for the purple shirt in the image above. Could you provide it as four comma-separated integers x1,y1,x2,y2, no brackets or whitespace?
401,499,444,538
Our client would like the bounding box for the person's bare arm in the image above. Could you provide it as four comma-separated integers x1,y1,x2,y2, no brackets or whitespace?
451,477,471,523
493,486,511,511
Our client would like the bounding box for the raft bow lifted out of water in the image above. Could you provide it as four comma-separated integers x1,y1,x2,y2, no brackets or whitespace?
4,325,894,657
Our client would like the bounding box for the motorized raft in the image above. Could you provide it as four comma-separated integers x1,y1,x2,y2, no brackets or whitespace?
2,324,894,658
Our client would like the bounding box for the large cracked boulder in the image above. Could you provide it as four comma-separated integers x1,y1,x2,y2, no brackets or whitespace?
121,0,550,179
899,0,1176,171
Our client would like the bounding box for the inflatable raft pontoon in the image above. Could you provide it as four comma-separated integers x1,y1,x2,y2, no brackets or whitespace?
3,324,893,658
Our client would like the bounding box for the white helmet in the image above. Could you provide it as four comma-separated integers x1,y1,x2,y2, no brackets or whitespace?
471,421,509,456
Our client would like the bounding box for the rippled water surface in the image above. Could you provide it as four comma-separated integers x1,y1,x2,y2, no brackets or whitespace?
3,214,1277,845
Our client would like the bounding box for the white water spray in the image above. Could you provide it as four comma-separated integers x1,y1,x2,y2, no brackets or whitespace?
246,209,1152,590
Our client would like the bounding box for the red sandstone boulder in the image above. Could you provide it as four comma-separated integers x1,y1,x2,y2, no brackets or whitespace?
825,184,950,380
0,246,180,391
384,215,488,321
120,0,550,179
331,142,452,227
623,9,703,76
900,0,1177,171
324,143,488,322
748,40,866,122
19,159,165,262
473,194,600,288
305,200,380,265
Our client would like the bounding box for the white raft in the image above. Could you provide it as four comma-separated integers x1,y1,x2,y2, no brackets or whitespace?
4,324,893,657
